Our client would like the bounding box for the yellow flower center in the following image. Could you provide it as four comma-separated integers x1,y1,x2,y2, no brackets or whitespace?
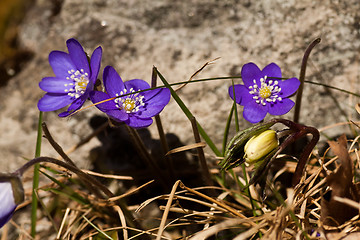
123,98,136,112
259,86,272,99
76,76,88,90
114,88,145,113
248,76,282,106
64,69,89,99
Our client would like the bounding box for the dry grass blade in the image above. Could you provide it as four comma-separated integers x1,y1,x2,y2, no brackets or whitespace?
333,196,360,210
174,57,220,92
57,208,71,239
156,180,181,240
109,180,155,202
81,169,133,180
189,218,262,240
179,182,246,218
113,205,128,240
165,142,206,156
356,103,360,115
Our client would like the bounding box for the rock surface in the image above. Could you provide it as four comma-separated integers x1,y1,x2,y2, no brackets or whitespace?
0,0,360,172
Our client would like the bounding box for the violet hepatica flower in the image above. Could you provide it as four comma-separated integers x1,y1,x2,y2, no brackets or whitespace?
90,66,171,128
229,62,300,123
0,176,24,229
38,38,102,117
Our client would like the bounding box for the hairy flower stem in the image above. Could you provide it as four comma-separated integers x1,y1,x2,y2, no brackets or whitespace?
125,125,169,190
152,66,175,180
293,38,321,123
272,119,319,186
191,117,213,188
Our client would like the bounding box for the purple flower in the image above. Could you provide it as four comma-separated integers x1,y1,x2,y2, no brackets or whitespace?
0,177,24,229
38,38,102,117
90,66,171,128
229,62,300,123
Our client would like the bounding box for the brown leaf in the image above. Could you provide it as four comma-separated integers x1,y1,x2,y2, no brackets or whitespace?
321,134,358,226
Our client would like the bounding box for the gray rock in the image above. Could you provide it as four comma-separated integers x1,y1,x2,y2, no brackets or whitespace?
1,0,359,173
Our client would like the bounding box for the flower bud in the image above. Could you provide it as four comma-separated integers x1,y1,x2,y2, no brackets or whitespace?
221,121,276,170
0,175,24,229
244,130,279,164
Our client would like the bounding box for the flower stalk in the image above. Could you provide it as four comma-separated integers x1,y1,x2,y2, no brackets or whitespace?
293,38,321,123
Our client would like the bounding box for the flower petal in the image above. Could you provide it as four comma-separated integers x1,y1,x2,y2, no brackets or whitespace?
66,38,90,74
135,88,170,118
268,98,295,116
124,79,150,91
124,79,163,101
125,116,153,129
229,84,253,106
241,62,262,87
278,78,300,97
90,46,102,82
37,93,73,112
0,182,17,229
39,77,71,93
49,51,76,78
103,66,125,97
104,109,129,122
90,91,118,111
90,91,129,121
242,101,268,123
262,63,282,80
58,97,86,117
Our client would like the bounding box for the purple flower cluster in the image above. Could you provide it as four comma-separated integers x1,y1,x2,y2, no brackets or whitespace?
37,39,299,127
38,38,170,128
229,62,300,123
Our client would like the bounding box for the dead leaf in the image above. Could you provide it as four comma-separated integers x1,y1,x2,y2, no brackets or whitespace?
321,134,359,227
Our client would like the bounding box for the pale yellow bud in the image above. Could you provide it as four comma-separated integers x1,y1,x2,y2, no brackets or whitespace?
244,130,279,164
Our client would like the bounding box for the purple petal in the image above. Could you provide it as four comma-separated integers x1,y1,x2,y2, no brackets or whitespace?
241,62,262,87
103,66,125,97
103,109,129,122
90,46,102,82
242,101,268,123
0,182,17,229
49,51,76,78
135,88,170,118
124,79,150,91
229,85,253,106
66,38,90,74
125,116,153,129
58,97,86,117
262,63,282,80
39,77,71,93
268,98,295,115
90,91,118,110
37,93,73,112
277,78,300,97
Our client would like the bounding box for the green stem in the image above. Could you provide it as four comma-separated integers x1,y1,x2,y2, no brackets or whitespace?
155,67,221,156
31,111,43,237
